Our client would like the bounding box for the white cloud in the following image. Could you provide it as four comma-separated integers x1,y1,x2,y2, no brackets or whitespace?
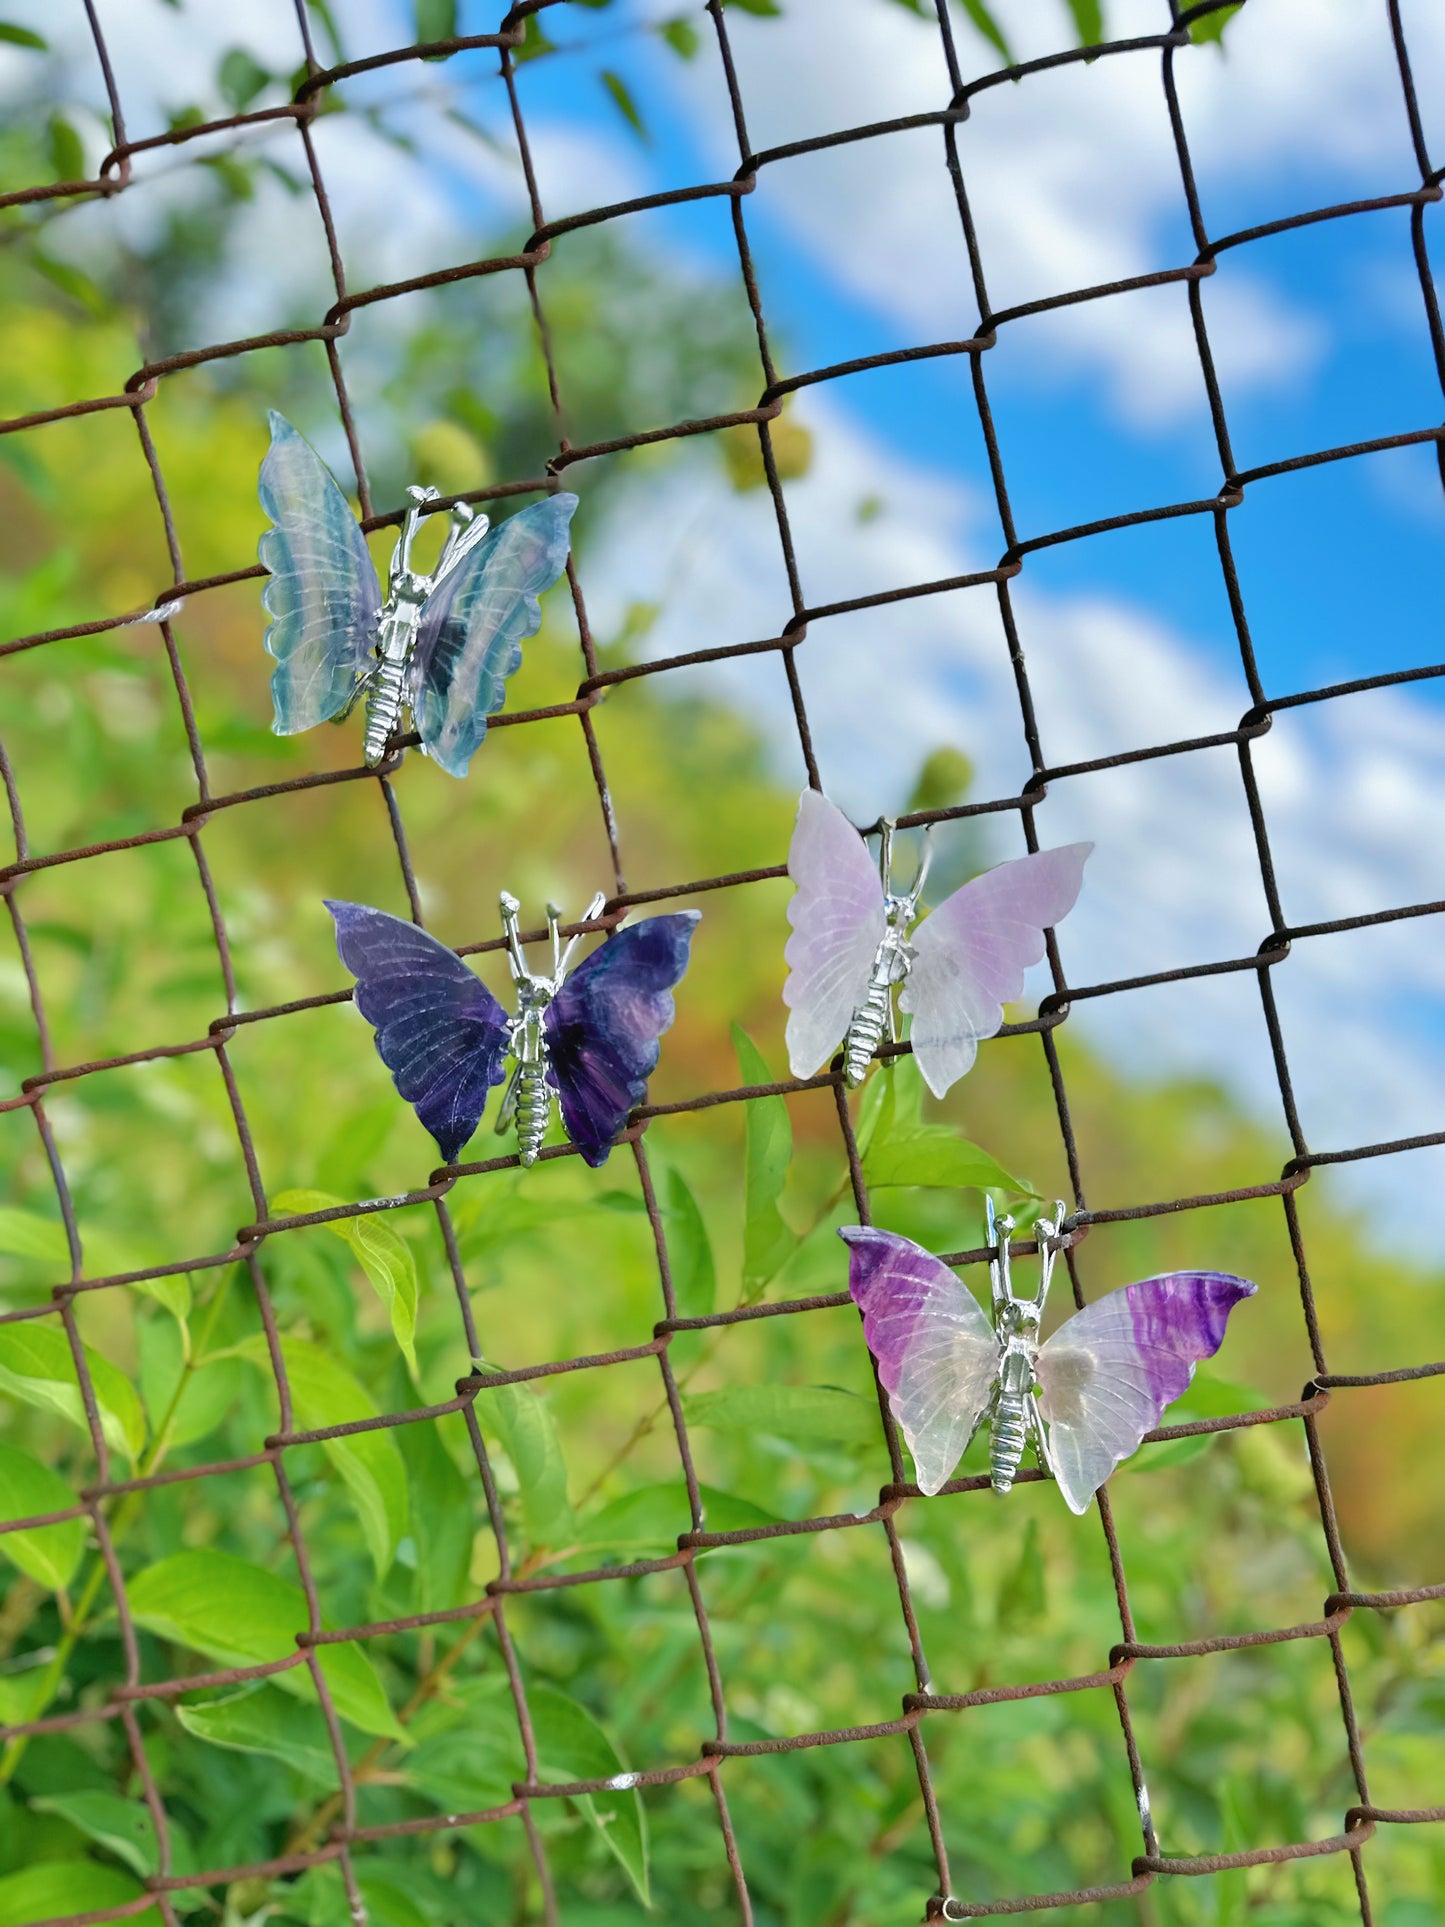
655,0,1444,428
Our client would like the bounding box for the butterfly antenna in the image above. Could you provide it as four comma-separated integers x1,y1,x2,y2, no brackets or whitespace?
553,891,608,979
434,500,492,584
904,826,934,914
986,1196,1015,1313
498,891,527,981
1032,1200,1068,1312
876,818,896,897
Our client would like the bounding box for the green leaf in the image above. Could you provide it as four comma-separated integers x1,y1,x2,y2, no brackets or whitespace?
26,250,111,318
175,1684,338,1786
661,1165,715,1317
127,1549,405,1741
238,1332,408,1577
996,1516,1046,1629
137,1315,242,1452
726,0,782,14
905,746,974,816
217,46,270,111
0,1862,153,1926
1189,3,1242,45
531,1686,649,1904
863,1123,1035,1195
0,1322,146,1463
577,1482,779,1554
316,1101,397,1194
473,1367,572,1548
658,17,699,57
44,114,84,183
956,0,1011,62
0,1443,83,1590
600,70,649,143
732,1026,798,1300
406,1688,519,1812
414,0,457,45
512,13,556,60
29,1791,158,1877
0,1209,68,1264
1063,0,1104,45
396,1416,473,1615
272,1191,419,1377
0,23,47,50
684,1383,878,1447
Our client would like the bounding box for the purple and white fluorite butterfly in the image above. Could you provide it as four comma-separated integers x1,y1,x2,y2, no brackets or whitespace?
782,789,1091,1097
840,1205,1255,1512
327,894,698,1168
260,414,577,776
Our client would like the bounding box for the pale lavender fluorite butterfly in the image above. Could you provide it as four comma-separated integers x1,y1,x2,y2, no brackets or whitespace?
840,1222,1255,1512
782,789,1091,1096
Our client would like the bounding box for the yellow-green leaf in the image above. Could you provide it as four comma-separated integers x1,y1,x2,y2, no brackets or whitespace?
272,1190,419,1376
0,1443,83,1590
0,1322,146,1463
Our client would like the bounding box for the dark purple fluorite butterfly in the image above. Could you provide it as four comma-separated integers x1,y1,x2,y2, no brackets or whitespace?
327,898,699,1168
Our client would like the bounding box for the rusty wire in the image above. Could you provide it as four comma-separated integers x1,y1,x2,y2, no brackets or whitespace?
0,0,1443,1919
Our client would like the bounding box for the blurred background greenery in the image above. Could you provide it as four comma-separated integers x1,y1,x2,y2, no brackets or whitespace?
0,4,1441,1925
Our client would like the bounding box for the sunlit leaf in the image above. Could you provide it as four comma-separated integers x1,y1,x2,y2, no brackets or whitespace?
272,1190,419,1377
0,1863,152,1926
1064,0,1104,45
725,0,782,15
0,1443,83,1590
531,1686,649,1904
685,1383,878,1447
863,1123,1035,1195
732,1025,799,1300
0,1322,146,1463
0,23,47,50
473,1365,572,1547
577,1481,779,1553
414,0,457,48
1189,3,1242,45
127,1550,405,1740
237,1332,408,1577
955,0,1011,62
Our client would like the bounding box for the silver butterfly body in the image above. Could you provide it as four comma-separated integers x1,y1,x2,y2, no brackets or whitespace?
356,487,491,768
495,891,606,1164
841,832,927,1088
978,1202,1066,1494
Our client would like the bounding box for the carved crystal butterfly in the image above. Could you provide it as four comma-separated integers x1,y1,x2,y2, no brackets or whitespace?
259,413,578,776
841,1202,1255,1511
327,895,698,1168
783,789,1091,1095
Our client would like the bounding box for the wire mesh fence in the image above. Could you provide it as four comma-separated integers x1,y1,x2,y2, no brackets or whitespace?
0,0,1443,1919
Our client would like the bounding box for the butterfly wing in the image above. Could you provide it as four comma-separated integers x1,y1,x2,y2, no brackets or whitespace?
541,912,700,1168
782,789,887,1079
411,493,579,779
258,414,381,735
839,1226,998,1495
1035,1271,1257,1513
326,900,511,1163
899,842,1092,1098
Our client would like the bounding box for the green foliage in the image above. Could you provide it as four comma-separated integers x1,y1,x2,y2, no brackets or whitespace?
1189,3,1243,46
1063,0,1105,47
0,1862,153,1925
685,1382,879,1446
0,1445,83,1590
600,69,649,144
272,1191,420,1377
732,1025,799,1299
127,1550,404,1738
0,1324,145,1464
472,1367,572,1549
0,24,46,51
658,16,701,59
531,1687,649,1903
